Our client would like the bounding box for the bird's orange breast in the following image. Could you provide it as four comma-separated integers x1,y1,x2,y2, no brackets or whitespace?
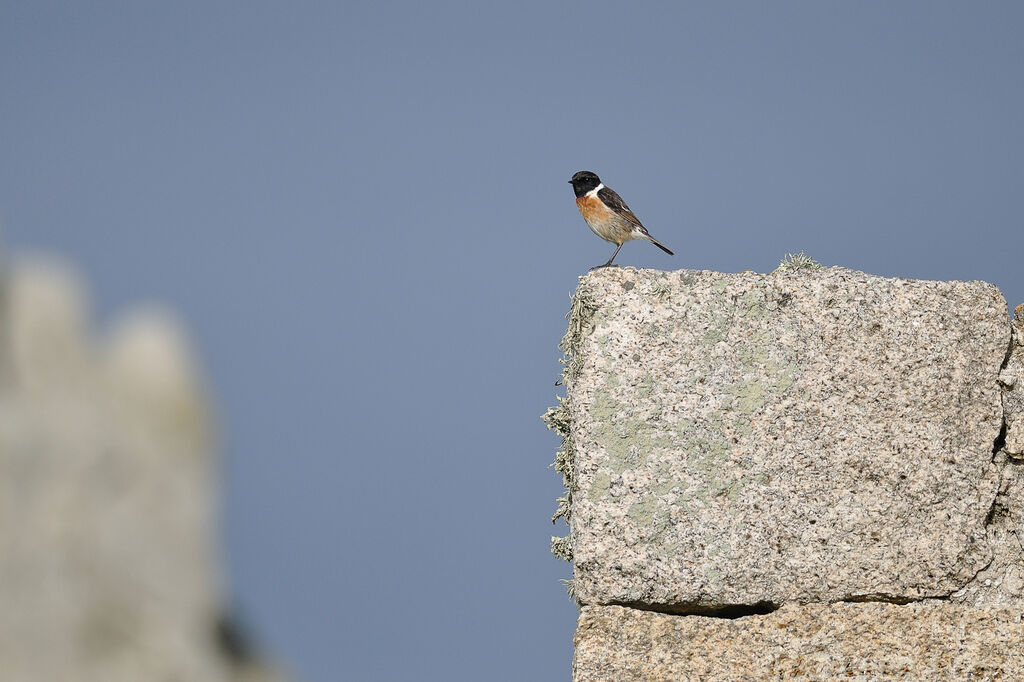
576,194,630,244
576,195,610,223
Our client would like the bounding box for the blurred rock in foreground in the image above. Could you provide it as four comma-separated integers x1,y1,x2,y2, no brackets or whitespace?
0,255,291,682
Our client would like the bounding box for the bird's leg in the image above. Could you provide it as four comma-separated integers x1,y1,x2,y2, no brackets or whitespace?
604,242,623,266
589,243,624,271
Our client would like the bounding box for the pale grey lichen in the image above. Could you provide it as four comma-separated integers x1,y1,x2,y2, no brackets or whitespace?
550,535,573,562
543,279,599,560
775,251,823,272
559,577,577,602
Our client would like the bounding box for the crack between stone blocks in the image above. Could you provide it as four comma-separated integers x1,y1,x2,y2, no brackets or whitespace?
600,592,967,621
954,320,1018,593
604,599,779,620
991,316,1014,463
992,420,1008,459
991,316,1013,462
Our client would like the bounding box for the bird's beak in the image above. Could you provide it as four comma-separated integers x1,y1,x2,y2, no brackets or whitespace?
567,180,572,184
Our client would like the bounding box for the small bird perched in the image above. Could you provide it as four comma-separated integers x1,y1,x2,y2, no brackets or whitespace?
569,170,674,268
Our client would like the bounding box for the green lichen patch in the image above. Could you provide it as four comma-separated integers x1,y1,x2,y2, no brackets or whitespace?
627,495,672,543
589,389,676,473
589,469,612,498
740,289,769,318
627,496,657,526
726,378,769,415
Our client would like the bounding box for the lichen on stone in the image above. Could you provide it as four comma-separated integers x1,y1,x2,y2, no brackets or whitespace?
543,280,600,560
550,535,573,562
774,250,823,273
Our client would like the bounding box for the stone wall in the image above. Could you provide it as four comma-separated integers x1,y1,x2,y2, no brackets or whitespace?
548,266,1024,680
0,255,291,682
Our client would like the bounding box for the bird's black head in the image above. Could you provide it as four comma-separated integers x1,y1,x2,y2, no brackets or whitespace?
569,170,601,198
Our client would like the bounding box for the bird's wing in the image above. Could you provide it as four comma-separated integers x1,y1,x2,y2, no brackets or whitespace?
597,186,648,233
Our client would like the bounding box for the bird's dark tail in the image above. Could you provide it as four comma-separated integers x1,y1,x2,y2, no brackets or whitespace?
647,235,674,256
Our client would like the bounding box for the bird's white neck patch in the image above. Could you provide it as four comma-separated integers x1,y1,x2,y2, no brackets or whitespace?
585,183,604,198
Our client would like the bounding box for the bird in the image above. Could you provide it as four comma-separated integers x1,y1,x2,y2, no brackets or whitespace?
569,170,673,269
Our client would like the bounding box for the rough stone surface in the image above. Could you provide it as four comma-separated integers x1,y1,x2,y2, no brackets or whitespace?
1002,306,1024,458
573,603,1024,681
567,267,1009,607
0,257,290,682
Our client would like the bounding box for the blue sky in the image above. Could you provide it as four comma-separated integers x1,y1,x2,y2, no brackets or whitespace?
2,3,1022,680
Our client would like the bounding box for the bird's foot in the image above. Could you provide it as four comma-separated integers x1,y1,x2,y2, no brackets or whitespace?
588,263,621,271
